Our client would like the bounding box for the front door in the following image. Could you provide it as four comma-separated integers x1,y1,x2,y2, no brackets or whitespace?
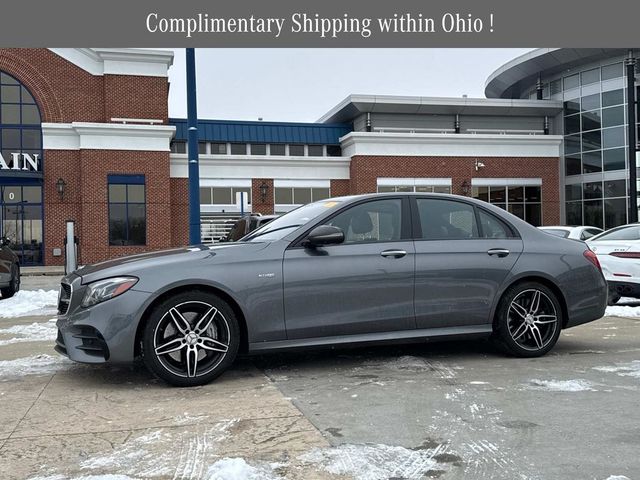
283,197,416,339
412,197,523,329
0,185,44,265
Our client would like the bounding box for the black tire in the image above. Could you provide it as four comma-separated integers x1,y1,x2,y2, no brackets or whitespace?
142,290,240,387
1,264,20,299
493,282,562,358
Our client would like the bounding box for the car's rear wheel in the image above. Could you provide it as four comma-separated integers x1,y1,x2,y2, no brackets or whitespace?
142,290,239,387
1,264,20,299
493,282,562,357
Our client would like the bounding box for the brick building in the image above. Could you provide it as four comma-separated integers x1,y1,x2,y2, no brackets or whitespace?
1,47,570,266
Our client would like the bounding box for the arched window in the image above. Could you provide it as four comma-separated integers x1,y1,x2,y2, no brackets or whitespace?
0,71,44,266
1,71,42,161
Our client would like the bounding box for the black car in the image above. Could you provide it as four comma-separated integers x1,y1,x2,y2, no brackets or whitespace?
0,237,20,298
222,214,279,242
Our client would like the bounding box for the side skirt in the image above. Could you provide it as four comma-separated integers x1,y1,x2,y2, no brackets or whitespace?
248,324,493,354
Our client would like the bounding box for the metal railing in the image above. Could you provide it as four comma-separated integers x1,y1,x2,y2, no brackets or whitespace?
200,214,241,243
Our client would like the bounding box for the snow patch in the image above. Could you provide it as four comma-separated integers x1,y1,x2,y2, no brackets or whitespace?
80,420,237,478
594,360,640,380
0,289,59,318
205,458,282,480
605,305,640,318
29,475,139,480
526,379,596,392
0,354,73,378
300,443,445,480
0,320,57,346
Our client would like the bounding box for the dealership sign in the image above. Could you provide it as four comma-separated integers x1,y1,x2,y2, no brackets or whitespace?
0,152,40,172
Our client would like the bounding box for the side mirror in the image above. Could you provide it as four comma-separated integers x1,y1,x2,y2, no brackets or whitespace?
304,225,345,247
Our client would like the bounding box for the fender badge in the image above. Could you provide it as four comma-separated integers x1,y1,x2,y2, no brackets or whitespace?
258,273,275,278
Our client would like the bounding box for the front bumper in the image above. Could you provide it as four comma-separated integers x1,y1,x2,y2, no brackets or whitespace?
56,274,151,364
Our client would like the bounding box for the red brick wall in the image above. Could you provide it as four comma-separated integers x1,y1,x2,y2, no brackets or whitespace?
104,74,169,123
350,156,560,225
44,150,82,266
0,48,169,123
330,179,351,197
252,178,274,214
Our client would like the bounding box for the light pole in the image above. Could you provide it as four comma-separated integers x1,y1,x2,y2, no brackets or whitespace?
186,48,201,244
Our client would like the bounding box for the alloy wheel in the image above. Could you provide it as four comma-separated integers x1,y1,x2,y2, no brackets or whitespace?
507,289,558,352
153,300,230,378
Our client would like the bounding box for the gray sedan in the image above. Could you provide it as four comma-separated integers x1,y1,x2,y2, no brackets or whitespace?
56,193,607,386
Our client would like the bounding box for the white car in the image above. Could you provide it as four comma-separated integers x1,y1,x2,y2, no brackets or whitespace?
587,224,640,304
539,226,603,241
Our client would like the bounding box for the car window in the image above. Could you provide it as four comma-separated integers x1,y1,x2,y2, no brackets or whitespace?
416,198,478,240
478,210,512,238
582,228,602,240
326,199,402,244
542,228,570,238
591,225,640,241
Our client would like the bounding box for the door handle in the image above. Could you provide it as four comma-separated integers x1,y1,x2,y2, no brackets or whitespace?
380,249,407,258
487,248,510,258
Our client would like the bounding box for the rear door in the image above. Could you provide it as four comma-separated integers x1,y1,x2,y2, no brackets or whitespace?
282,197,416,339
412,197,524,329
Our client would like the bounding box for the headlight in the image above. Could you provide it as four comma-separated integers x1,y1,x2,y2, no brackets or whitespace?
81,276,138,307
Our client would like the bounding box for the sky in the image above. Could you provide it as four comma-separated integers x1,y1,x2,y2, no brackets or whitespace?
167,48,532,122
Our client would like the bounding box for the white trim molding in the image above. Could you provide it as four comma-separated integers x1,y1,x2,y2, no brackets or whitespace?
48,48,174,77
471,178,542,187
340,132,562,158
377,177,452,187
274,179,331,188
42,122,176,152
200,178,252,188
170,155,350,180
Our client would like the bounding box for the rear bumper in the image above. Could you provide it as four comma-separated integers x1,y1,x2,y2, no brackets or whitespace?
608,280,640,298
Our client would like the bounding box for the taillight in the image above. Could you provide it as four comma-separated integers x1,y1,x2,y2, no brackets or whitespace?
584,249,602,272
609,252,640,259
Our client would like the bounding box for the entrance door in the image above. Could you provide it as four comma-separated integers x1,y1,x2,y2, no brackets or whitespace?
0,185,43,265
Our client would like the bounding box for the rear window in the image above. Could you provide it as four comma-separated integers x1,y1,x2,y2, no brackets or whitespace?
592,225,640,241
541,229,570,238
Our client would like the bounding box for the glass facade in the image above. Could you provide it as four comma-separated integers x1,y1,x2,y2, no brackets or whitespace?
558,61,629,227
0,71,44,265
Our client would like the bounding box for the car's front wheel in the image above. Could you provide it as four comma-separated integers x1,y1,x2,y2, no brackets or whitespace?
142,290,239,387
493,282,562,357
1,264,20,299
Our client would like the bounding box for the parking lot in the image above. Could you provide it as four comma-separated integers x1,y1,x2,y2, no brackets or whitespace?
0,277,638,480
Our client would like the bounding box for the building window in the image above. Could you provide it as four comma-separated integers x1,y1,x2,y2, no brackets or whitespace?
565,179,627,229
108,175,146,246
602,63,623,81
230,143,246,155
200,186,251,205
326,145,342,156
250,144,266,155
270,144,286,155
211,143,227,154
308,145,324,156
472,185,542,226
198,142,207,154
378,185,452,194
274,186,330,206
550,79,562,95
170,141,186,153
289,144,305,156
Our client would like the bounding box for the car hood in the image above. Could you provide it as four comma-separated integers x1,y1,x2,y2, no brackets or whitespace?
74,242,269,284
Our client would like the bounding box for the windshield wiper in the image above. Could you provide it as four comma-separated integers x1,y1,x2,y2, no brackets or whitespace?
246,224,302,240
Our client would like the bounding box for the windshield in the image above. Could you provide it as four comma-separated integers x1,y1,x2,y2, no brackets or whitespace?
242,200,344,242
590,225,640,242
